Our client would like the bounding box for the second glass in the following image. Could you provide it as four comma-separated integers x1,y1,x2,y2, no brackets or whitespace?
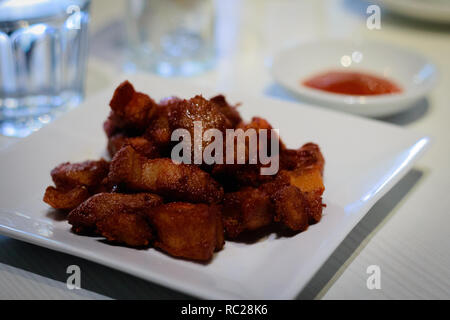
125,0,216,77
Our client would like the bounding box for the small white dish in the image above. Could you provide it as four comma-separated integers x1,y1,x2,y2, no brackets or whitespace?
271,39,438,117
0,74,430,299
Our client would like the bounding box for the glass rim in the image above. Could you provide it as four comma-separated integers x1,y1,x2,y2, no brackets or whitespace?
0,0,91,28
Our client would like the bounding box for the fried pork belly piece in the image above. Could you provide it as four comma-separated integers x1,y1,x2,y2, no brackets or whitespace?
222,187,274,238
43,186,90,211
68,193,163,246
277,143,325,223
212,163,273,191
168,95,232,133
144,104,173,151
145,95,240,154
284,168,325,223
222,166,324,237
43,159,110,211
108,146,223,204
50,159,110,191
96,212,153,247
210,94,242,128
148,203,224,261
167,95,233,155
211,117,284,189
272,185,309,232
107,134,160,159
109,81,158,132
237,116,286,152
281,143,325,174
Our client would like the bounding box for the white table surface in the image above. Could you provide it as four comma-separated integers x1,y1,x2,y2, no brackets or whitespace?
1,0,449,299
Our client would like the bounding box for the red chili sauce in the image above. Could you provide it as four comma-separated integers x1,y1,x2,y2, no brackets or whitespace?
303,70,402,96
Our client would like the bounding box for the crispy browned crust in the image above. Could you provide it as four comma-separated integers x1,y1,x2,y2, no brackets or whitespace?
68,193,162,246
222,187,274,238
272,185,309,232
212,163,274,190
214,205,225,251
167,95,233,158
108,145,224,204
210,94,242,128
107,134,160,159
43,186,90,211
283,168,325,224
304,191,324,224
144,104,173,152
109,81,158,132
237,116,287,151
281,143,325,175
168,95,232,133
96,212,153,247
50,159,110,191
211,117,286,190
221,165,324,237
148,202,224,261
44,159,110,211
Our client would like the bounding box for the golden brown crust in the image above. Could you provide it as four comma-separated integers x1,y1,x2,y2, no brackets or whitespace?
168,95,232,133
109,81,158,132
68,192,163,246
210,94,242,128
144,104,173,153
272,185,309,232
107,134,160,159
96,212,153,247
51,159,110,191
211,117,286,190
221,167,324,237
237,117,286,152
108,146,224,204
43,186,90,211
44,159,110,211
214,206,225,251
284,168,325,224
148,202,224,261
222,187,274,238
281,143,325,175
167,95,233,159
211,163,274,190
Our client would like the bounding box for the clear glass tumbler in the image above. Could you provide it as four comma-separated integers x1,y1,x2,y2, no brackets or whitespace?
0,0,91,137
125,0,215,77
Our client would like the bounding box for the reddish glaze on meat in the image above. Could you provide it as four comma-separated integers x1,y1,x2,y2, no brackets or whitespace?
302,70,402,96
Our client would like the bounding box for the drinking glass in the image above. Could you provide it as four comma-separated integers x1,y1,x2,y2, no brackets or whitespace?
0,0,91,137
125,0,216,77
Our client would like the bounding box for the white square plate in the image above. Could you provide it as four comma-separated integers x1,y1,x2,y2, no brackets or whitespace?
0,75,430,299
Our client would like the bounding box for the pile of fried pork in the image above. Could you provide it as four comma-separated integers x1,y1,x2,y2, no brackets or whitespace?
43,81,325,262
